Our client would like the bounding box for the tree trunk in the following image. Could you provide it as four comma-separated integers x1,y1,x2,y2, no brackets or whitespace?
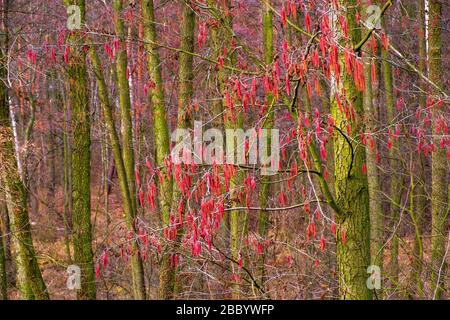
89,45,146,300
380,14,403,290
257,0,274,293
429,0,448,300
171,0,195,297
363,32,383,297
409,0,427,298
112,0,147,300
141,0,174,299
332,0,372,300
0,0,48,300
64,0,96,300
206,0,232,298
0,192,7,300
210,0,247,299
62,90,73,264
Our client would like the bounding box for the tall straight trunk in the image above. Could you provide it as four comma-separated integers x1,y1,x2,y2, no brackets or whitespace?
210,0,247,299
89,47,146,300
409,0,427,298
380,14,402,289
0,0,48,300
429,0,448,300
171,1,195,297
1,193,13,287
112,0,146,300
46,76,57,209
332,0,371,300
257,0,274,292
141,0,174,299
363,36,383,295
63,0,96,300
176,2,195,130
44,75,57,234
0,192,7,300
62,89,73,263
408,164,424,298
101,133,110,228
207,0,225,132
206,0,231,298
228,121,246,300
113,0,137,215
1,3,14,290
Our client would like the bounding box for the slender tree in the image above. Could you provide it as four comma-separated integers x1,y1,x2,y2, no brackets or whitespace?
408,0,427,298
90,47,147,299
111,0,146,300
362,14,383,296
257,0,274,291
0,192,7,300
429,0,448,300
171,0,196,296
380,13,403,289
141,0,174,299
213,0,247,299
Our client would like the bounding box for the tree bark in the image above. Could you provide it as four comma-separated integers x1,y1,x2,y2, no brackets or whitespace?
112,0,147,300
332,0,372,299
63,0,96,300
380,14,403,290
141,0,174,299
171,0,195,297
362,30,383,297
429,0,448,300
257,0,274,293
0,192,7,300
408,0,427,298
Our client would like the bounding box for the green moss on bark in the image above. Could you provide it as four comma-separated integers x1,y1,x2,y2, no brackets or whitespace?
142,0,174,299
332,0,372,300
64,0,96,300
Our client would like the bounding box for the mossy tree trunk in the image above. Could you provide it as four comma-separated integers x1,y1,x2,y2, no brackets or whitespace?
332,0,372,300
63,0,96,300
257,0,274,292
0,192,7,300
62,86,73,264
0,135,49,300
141,0,174,299
429,0,448,300
362,32,383,297
0,0,48,300
89,45,146,300
171,0,195,297
380,14,403,289
206,0,233,298
112,0,146,300
408,0,427,298
211,1,247,299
